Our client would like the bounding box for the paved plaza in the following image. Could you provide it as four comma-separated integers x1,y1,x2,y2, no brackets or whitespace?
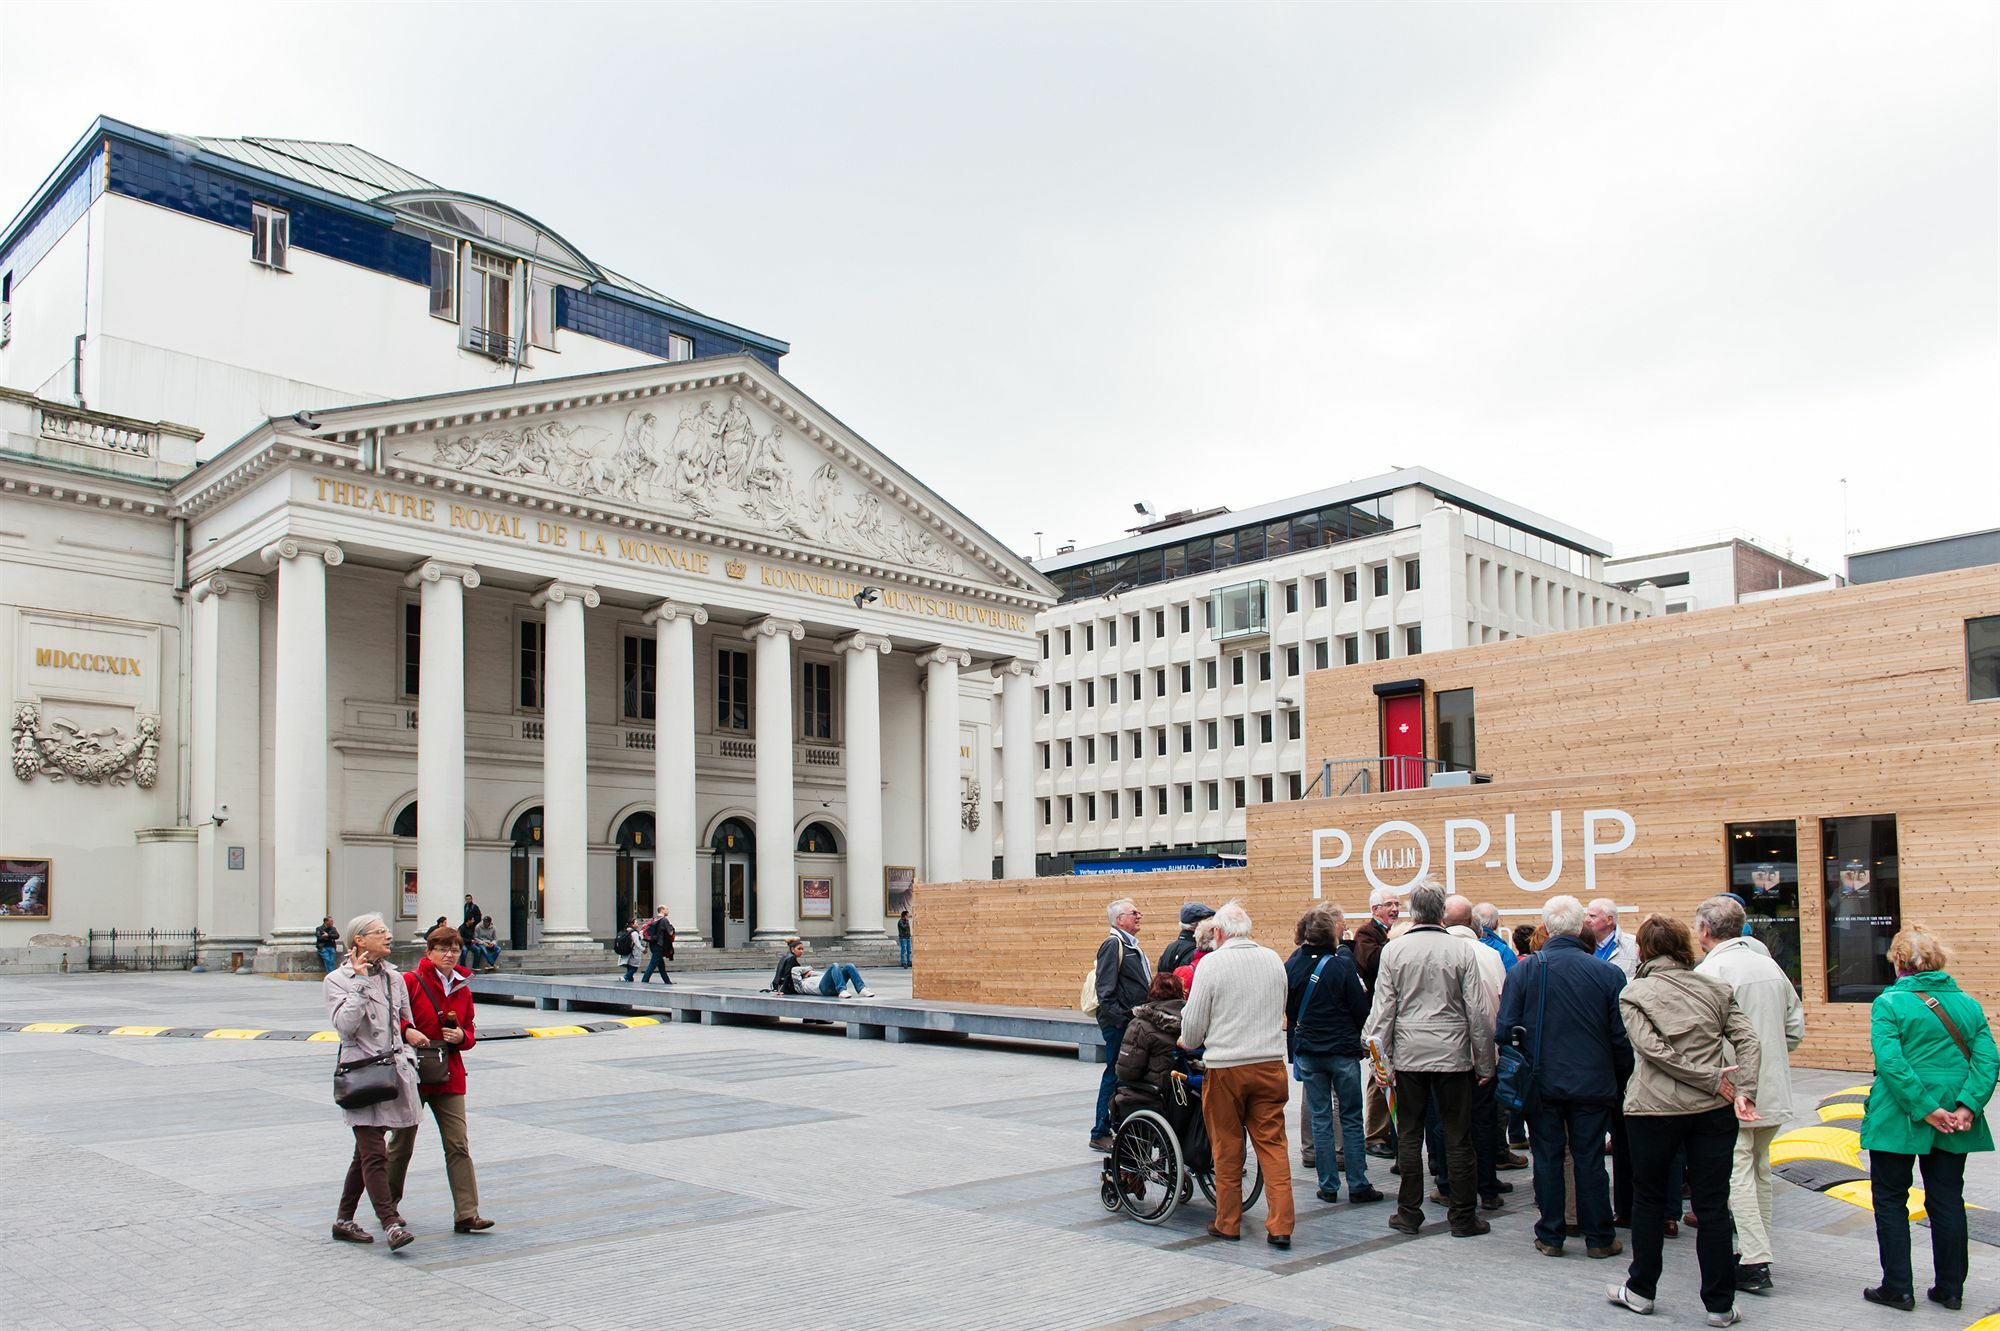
2,972,1996,1331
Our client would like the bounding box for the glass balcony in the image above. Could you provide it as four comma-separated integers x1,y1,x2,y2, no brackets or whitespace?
1212,579,1270,642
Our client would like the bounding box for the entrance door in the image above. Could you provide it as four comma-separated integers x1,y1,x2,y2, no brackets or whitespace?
709,818,756,949
1380,692,1426,791
510,853,544,949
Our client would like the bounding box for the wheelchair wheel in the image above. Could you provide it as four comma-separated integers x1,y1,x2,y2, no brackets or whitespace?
1194,1138,1265,1211
1099,1175,1122,1211
1110,1109,1184,1226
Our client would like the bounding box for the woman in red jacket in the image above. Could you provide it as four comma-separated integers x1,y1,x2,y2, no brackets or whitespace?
385,927,495,1233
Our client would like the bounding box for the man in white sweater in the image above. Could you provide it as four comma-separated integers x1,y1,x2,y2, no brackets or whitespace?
1178,900,1295,1248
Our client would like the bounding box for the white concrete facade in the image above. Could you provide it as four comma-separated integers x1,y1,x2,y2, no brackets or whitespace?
1029,473,1661,864
0,361,1051,971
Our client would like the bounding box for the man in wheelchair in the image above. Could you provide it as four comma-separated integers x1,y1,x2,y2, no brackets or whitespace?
1109,973,1190,1124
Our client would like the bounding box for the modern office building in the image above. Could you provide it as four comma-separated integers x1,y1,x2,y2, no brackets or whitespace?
0,120,1051,973
1848,528,2000,586
1607,535,1831,614
1026,468,1659,871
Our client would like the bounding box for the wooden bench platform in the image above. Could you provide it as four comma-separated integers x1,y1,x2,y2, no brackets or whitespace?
468,973,1106,1061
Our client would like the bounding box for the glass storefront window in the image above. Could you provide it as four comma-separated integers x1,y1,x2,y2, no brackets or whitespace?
1727,821,1801,990
1822,814,1900,1003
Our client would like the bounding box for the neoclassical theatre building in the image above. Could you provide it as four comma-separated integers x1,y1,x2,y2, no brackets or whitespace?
0,119,1051,969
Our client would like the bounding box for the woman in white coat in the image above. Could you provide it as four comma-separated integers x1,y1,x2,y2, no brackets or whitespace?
325,913,429,1250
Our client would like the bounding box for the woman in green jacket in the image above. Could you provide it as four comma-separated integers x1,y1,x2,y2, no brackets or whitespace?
1860,926,1999,1312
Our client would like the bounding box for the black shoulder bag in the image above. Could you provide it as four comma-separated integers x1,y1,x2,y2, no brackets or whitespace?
1495,955,1547,1115
333,971,404,1109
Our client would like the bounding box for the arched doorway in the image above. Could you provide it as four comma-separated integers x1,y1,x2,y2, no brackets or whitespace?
615,811,656,929
392,801,419,929
508,807,544,951
709,818,755,950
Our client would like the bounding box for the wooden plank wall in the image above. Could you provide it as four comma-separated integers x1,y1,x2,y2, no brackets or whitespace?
914,565,2000,1071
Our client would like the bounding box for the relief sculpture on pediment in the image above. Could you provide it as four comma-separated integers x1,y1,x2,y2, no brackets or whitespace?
419,399,962,575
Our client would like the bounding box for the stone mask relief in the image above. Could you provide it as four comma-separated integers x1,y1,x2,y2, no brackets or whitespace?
411,396,963,576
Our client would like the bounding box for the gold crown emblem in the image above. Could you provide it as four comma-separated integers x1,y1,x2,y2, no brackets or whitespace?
725,560,747,580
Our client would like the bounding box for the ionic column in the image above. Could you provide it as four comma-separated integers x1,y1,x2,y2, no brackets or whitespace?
191,571,267,961
998,658,1038,880
258,538,342,963
917,646,972,884
747,616,804,941
647,599,708,944
840,633,892,936
406,560,479,930
531,579,599,948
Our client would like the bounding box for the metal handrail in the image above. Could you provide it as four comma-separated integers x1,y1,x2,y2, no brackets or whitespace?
466,326,518,362
1306,755,1453,797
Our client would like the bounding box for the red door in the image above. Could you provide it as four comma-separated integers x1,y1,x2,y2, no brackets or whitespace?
1380,693,1426,791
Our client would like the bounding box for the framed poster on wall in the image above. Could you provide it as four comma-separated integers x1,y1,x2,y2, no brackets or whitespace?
0,858,51,918
799,876,833,921
1726,821,1801,990
399,867,419,920
1823,814,1899,1003
884,865,915,919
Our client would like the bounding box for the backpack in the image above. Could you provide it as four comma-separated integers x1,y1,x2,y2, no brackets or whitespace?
613,929,633,957
1081,967,1099,1018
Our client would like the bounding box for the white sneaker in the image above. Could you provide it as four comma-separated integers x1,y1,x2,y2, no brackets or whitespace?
1607,1285,1655,1316
1705,1311,1740,1328
857,989,876,998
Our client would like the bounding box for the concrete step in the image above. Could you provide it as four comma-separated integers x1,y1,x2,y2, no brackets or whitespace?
494,936,906,976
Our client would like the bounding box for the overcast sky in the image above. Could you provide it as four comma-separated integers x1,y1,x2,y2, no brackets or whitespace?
4,1,1993,576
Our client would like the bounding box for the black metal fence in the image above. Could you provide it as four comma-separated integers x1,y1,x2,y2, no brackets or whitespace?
86,928,202,972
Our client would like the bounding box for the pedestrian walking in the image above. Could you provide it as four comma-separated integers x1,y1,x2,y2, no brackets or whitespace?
1089,898,1151,1153
1158,902,1215,976
1352,886,1402,1161
1363,880,1497,1239
1496,894,1630,1260
1859,926,1998,1313
1286,905,1380,1204
1607,915,1761,1327
1694,894,1804,1295
325,913,423,1251
897,909,913,968
639,905,676,984
1178,901,1295,1248
616,915,644,982
387,926,495,1235
314,916,341,973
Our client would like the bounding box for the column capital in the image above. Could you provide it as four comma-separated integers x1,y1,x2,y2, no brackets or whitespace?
531,579,600,610
915,645,972,670
743,616,804,642
259,537,344,568
838,632,893,657
996,657,1038,679
191,571,269,603
645,599,709,627
403,559,481,591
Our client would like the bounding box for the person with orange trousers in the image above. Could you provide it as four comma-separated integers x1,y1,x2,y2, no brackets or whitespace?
1178,900,1295,1248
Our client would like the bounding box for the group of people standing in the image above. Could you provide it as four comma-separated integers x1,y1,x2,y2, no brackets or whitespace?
1089,883,1997,1322
324,914,494,1251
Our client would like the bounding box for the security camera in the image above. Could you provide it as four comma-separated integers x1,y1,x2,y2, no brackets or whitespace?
1133,501,1156,518
211,804,229,828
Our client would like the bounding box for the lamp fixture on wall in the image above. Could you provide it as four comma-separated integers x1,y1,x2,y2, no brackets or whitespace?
208,804,229,827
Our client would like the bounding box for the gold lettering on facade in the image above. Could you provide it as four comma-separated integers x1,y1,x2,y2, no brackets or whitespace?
35,647,143,676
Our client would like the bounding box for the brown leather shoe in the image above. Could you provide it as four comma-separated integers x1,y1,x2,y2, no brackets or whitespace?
453,1217,496,1233
1588,1241,1626,1258
1205,1223,1241,1241
331,1220,373,1244
1535,1240,1563,1257
386,1224,414,1251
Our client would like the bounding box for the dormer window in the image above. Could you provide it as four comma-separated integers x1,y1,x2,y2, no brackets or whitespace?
667,333,694,362
464,249,517,361
251,203,289,270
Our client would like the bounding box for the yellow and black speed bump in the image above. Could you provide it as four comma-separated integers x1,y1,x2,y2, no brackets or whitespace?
0,1016,662,1042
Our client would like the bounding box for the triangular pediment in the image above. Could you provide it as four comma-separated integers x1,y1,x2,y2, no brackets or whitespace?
335,358,1050,599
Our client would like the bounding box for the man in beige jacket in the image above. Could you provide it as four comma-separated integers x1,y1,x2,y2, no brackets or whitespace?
1363,880,1498,1238
1696,894,1804,1296
1179,900,1295,1248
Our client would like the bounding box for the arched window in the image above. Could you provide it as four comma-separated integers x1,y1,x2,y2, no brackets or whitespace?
616,811,655,853
796,821,842,855
509,807,543,848
392,802,418,838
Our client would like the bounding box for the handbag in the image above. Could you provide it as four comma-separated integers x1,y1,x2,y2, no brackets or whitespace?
413,968,457,1087
333,972,403,1109
1918,992,1975,1060
1291,955,1333,1082
1494,955,1547,1115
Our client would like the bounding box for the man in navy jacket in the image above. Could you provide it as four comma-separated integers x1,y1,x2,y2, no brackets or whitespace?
1497,893,1633,1259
